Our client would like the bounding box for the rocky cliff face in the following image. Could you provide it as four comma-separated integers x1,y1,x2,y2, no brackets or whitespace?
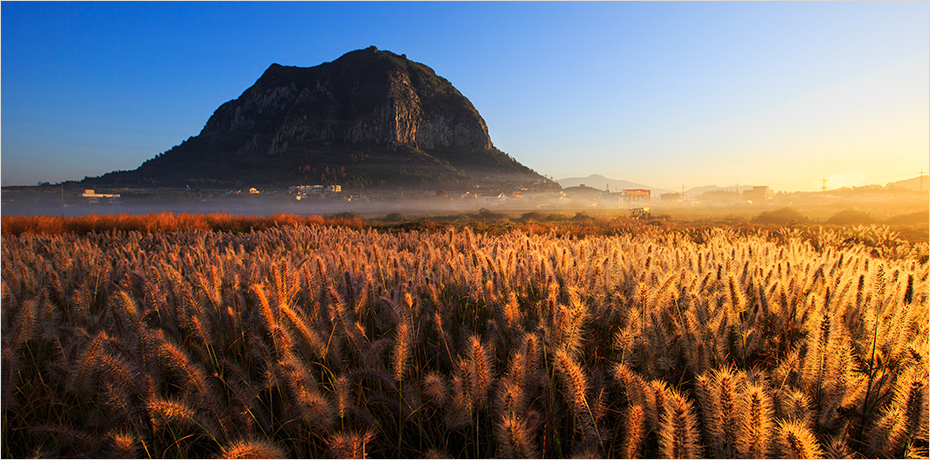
92,47,555,189
199,47,492,154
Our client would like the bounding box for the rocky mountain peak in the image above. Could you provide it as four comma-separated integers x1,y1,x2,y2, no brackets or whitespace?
198,47,492,153
87,47,554,189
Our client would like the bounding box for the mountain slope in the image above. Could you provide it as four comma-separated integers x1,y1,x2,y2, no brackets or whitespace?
86,47,556,190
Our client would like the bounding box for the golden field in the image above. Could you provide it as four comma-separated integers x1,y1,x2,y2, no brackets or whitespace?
2,214,927,458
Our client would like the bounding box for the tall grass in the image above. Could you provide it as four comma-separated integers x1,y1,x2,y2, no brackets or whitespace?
1,221,927,458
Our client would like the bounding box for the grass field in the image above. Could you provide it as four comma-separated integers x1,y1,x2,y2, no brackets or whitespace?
2,213,927,458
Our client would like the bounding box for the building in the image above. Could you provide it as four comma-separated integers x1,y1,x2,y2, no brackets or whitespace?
743,186,774,203
477,193,507,207
81,189,121,205
622,189,651,205
289,185,326,195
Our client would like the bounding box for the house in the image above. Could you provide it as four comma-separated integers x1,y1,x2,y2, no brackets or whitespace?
622,189,651,204
478,193,507,207
81,189,121,205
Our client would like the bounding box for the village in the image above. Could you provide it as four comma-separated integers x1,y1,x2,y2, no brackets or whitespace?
235,182,781,211
4,176,924,226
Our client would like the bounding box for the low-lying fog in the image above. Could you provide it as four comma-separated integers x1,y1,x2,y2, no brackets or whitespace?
0,196,486,219
2,187,927,227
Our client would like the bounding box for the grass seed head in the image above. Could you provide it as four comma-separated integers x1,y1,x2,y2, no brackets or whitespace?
220,439,288,459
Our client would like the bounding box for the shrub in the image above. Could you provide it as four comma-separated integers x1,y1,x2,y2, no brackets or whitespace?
752,207,808,225
826,209,875,225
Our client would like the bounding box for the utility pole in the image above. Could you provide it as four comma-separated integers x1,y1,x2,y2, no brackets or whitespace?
821,177,828,195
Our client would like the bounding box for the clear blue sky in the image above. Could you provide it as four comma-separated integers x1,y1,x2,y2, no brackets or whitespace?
2,1,928,191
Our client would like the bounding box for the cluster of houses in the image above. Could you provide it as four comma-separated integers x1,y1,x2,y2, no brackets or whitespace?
458,186,654,209
458,184,778,209
657,185,775,206
288,185,343,200
78,182,775,210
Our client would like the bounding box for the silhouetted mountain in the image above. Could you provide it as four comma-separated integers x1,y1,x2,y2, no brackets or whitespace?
85,47,557,190
556,174,674,194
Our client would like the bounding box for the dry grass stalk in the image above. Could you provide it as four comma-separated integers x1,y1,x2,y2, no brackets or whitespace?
554,348,593,435
495,413,539,458
220,438,288,459
657,389,702,459
393,321,411,383
466,335,493,409
326,429,376,459
147,398,197,430
422,372,448,406
735,382,774,458
621,404,646,459
106,431,139,459
776,419,824,459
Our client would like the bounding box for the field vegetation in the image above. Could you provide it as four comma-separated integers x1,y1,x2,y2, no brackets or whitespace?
2,213,928,458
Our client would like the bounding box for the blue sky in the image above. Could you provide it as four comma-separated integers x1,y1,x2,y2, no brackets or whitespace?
2,1,928,191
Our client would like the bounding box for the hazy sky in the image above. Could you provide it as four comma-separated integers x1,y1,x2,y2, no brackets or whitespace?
2,1,928,191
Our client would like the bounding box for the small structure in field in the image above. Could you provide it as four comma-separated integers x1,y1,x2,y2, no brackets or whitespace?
630,207,651,219
81,189,121,206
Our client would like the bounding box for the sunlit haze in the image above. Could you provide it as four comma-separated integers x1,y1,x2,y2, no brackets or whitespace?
2,1,928,191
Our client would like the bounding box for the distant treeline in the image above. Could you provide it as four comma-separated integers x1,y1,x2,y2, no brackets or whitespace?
3,209,927,244
0,212,363,236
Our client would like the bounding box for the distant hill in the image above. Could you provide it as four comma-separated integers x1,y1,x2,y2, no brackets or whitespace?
556,174,674,195
684,184,766,197
885,175,928,191
83,46,558,191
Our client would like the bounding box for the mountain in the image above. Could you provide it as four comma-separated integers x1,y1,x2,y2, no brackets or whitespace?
85,47,557,190
556,174,674,195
